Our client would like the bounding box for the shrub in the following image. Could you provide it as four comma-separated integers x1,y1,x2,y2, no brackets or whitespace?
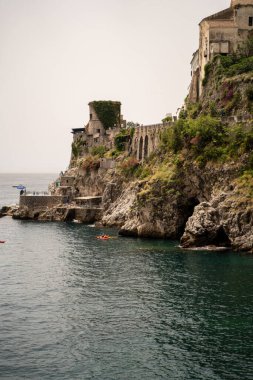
209,101,218,117
187,102,202,119
71,138,83,158
134,165,152,179
90,145,107,157
81,156,100,171
114,129,131,151
178,108,188,119
187,116,224,149
160,120,186,153
226,56,253,77
162,115,173,123
226,124,253,157
219,55,237,69
118,157,139,176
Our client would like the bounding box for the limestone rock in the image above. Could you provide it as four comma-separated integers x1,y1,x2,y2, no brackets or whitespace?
181,189,253,253
12,206,31,220
102,182,137,227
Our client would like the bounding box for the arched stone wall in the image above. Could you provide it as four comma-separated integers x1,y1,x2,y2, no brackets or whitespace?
132,121,174,161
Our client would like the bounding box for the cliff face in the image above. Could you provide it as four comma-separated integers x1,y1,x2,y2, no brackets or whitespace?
94,55,253,253
11,52,253,253
100,155,253,253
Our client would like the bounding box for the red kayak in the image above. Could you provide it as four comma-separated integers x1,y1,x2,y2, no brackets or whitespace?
96,235,110,240
0,241,6,244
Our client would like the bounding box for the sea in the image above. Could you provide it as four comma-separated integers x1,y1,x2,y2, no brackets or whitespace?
0,173,253,380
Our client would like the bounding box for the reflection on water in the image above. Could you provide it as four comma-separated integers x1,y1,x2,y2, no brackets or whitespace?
0,217,252,379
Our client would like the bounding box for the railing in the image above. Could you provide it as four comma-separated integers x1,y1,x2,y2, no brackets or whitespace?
21,191,50,196
134,121,175,130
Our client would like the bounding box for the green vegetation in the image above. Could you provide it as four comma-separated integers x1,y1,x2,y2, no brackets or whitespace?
114,129,132,152
127,121,139,131
90,145,107,157
78,155,100,171
162,115,173,123
235,171,253,198
118,157,139,176
202,61,212,86
71,138,83,159
160,116,253,166
225,56,253,77
93,101,121,130
202,37,253,87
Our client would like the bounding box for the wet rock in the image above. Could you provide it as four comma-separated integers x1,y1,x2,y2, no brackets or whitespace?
181,189,253,253
12,206,31,220
1,205,19,218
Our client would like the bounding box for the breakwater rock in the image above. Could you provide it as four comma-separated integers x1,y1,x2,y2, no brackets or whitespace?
0,205,19,218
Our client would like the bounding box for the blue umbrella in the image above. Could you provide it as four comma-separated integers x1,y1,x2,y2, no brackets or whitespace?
12,185,26,190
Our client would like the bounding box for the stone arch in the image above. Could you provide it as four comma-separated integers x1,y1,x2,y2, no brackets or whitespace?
144,135,149,158
139,136,143,160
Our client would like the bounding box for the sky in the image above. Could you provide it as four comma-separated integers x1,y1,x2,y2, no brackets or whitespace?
0,0,229,173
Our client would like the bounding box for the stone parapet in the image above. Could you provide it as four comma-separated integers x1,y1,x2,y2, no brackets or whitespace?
132,121,174,161
20,195,66,209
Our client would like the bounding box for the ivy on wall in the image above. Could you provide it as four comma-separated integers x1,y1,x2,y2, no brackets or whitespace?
114,129,131,151
93,101,121,130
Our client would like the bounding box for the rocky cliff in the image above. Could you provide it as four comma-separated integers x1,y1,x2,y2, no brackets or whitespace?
10,51,253,253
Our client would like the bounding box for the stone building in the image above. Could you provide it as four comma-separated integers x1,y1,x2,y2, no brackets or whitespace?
71,101,126,160
189,0,253,102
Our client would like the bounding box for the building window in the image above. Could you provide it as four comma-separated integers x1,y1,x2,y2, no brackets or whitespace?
90,113,92,120
249,17,253,26
97,129,100,133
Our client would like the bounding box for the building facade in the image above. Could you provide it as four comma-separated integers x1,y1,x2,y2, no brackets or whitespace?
71,101,126,162
189,0,253,102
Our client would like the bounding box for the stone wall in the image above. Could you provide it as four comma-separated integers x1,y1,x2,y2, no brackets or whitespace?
132,122,174,161
74,196,102,208
20,195,66,209
60,176,75,187
74,207,103,223
100,158,116,170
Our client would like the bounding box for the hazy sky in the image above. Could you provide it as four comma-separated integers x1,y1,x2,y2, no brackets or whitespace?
0,0,229,173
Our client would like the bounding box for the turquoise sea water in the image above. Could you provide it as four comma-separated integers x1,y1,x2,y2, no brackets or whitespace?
0,174,253,379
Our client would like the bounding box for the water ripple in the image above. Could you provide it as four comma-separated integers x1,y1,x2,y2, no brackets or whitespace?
0,217,253,379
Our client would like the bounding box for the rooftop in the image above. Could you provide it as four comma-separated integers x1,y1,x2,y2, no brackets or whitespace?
201,7,234,24
71,128,84,134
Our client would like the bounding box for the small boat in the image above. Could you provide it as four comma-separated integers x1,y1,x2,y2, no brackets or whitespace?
96,235,110,240
0,241,6,244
